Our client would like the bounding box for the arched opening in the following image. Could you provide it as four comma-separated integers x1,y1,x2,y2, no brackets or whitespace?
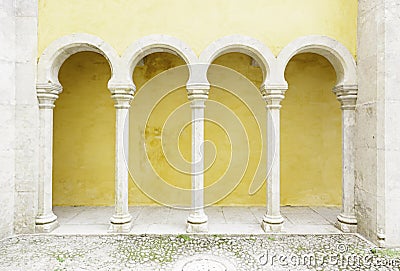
128,52,192,222
52,51,115,225
281,53,341,227
208,53,266,205
197,52,266,225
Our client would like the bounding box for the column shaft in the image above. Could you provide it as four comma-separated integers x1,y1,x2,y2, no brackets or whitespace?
109,93,133,232
337,107,357,231
267,107,283,218
335,87,358,232
186,98,208,233
262,88,285,232
342,109,356,216
36,91,59,233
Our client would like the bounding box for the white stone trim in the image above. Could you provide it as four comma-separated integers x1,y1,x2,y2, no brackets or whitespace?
118,34,198,88
37,33,120,87
277,35,357,87
199,35,277,86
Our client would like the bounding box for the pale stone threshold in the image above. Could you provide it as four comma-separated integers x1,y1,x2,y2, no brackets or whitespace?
52,206,342,235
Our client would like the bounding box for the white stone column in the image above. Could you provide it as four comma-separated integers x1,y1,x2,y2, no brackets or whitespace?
109,87,134,232
261,86,286,232
35,83,62,232
186,88,209,233
334,85,358,232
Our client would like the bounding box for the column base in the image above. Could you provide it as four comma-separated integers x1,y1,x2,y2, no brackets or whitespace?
108,221,132,233
35,213,59,233
186,221,208,233
336,213,357,233
186,213,208,233
261,214,284,233
109,214,132,233
377,231,386,248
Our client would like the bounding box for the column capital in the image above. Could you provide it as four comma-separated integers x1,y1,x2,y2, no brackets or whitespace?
260,85,287,109
187,86,209,101
109,85,135,109
333,84,358,110
36,83,62,109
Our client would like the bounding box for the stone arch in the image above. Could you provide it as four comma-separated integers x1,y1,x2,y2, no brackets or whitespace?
37,33,119,90
199,35,277,87
118,35,198,89
277,35,357,88
276,35,359,232
35,34,120,232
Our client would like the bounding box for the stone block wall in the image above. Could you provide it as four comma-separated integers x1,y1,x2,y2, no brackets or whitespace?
0,0,16,240
0,0,38,239
13,0,39,235
356,0,400,247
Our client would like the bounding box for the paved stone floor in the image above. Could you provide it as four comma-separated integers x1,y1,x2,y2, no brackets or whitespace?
3,207,399,270
1,234,399,270
52,206,342,234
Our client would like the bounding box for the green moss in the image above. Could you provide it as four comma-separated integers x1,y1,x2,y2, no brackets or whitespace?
373,248,400,258
177,234,191,241
56,255,65,263
296,245,306,252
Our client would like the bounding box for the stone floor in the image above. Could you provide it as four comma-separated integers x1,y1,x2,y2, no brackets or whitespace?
2,207,399,270
1,233,399,270
52,206,341,234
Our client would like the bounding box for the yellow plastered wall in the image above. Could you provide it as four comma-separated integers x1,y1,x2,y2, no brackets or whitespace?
38,0,357,56
282,53,341,206
54,52,115,205
46,0,355,206
54,52,340,206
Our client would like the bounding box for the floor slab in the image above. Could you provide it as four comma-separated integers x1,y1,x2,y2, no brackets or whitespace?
222,207,259,224
51,206,342,235
310,206,340,225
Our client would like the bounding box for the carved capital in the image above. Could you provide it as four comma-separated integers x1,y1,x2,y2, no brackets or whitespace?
187,86,209,101
333,85,357,110
36,83,62,109
261,85,287,109
109,84,135,109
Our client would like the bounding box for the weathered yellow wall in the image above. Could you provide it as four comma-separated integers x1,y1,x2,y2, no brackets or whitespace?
54,52,340,206
54,52,115,205
38,0,357,56
127,53,267,206
282,53,341,206
46,0,354,206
